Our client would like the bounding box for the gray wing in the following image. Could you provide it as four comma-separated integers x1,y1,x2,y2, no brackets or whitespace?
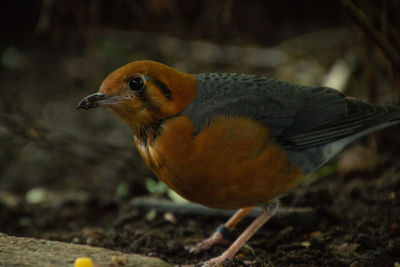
183,73,349,147
182,73,400,172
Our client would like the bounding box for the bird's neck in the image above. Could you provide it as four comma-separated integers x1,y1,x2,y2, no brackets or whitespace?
133,120,163,147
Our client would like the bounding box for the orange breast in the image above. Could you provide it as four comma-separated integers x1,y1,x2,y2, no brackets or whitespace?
138,115,305,209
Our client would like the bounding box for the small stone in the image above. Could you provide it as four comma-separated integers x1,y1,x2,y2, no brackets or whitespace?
163,212,177,224
336,242,359,254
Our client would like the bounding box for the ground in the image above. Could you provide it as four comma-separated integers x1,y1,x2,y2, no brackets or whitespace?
1,148,400,266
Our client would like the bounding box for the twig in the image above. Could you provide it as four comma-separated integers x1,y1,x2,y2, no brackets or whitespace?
387,23,400,52
128,197,315,219
341,0,400,69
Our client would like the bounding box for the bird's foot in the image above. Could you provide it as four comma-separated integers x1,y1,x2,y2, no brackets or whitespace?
189,230,230,254
200,254,232,267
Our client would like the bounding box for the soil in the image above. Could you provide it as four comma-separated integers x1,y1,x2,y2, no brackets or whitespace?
2,147,400,266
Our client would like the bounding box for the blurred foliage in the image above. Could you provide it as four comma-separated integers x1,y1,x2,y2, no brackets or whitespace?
145,178,188,203
145,178,169,196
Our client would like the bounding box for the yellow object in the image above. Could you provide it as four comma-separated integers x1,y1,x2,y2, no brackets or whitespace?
74,257,93,267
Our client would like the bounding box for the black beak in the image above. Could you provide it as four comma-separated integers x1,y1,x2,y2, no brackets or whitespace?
77,93,108,110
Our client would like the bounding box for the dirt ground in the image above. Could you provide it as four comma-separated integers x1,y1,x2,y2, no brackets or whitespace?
1,149,400,266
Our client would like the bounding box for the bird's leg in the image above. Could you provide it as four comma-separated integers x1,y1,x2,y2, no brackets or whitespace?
204,201,279,266
190,207,253,254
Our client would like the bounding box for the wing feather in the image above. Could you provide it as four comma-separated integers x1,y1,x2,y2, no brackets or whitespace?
183,73,400,152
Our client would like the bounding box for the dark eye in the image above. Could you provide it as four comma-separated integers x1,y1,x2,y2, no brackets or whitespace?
128,76,145,92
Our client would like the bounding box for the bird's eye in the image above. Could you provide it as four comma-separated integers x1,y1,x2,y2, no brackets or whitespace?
128,76,145,92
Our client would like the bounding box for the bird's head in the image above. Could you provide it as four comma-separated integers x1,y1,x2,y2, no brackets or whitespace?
77,60,197,135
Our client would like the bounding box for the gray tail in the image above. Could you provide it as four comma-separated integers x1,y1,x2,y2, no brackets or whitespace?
286,98,400,174
281,98,400,151
345,97,400,137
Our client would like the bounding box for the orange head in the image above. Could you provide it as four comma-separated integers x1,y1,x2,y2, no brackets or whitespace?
77,60,197,136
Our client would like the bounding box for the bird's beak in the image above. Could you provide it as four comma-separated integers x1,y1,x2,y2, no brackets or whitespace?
77,92,125,110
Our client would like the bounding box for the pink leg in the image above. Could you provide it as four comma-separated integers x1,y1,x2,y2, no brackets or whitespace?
190,207,253,254
204,202,279,265
225,207,253,229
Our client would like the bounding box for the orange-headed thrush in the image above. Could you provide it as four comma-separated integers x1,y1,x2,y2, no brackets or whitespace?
77,60,400,265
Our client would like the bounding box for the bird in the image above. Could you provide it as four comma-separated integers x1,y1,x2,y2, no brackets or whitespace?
77,60,400,265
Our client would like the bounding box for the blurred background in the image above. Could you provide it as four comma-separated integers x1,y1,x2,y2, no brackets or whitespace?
1,0,400,204
1,0,399,196
1,1,400,264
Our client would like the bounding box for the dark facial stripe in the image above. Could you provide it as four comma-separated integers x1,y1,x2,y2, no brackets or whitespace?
136,87,163,115
152,79,172,100
136,88,151,106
